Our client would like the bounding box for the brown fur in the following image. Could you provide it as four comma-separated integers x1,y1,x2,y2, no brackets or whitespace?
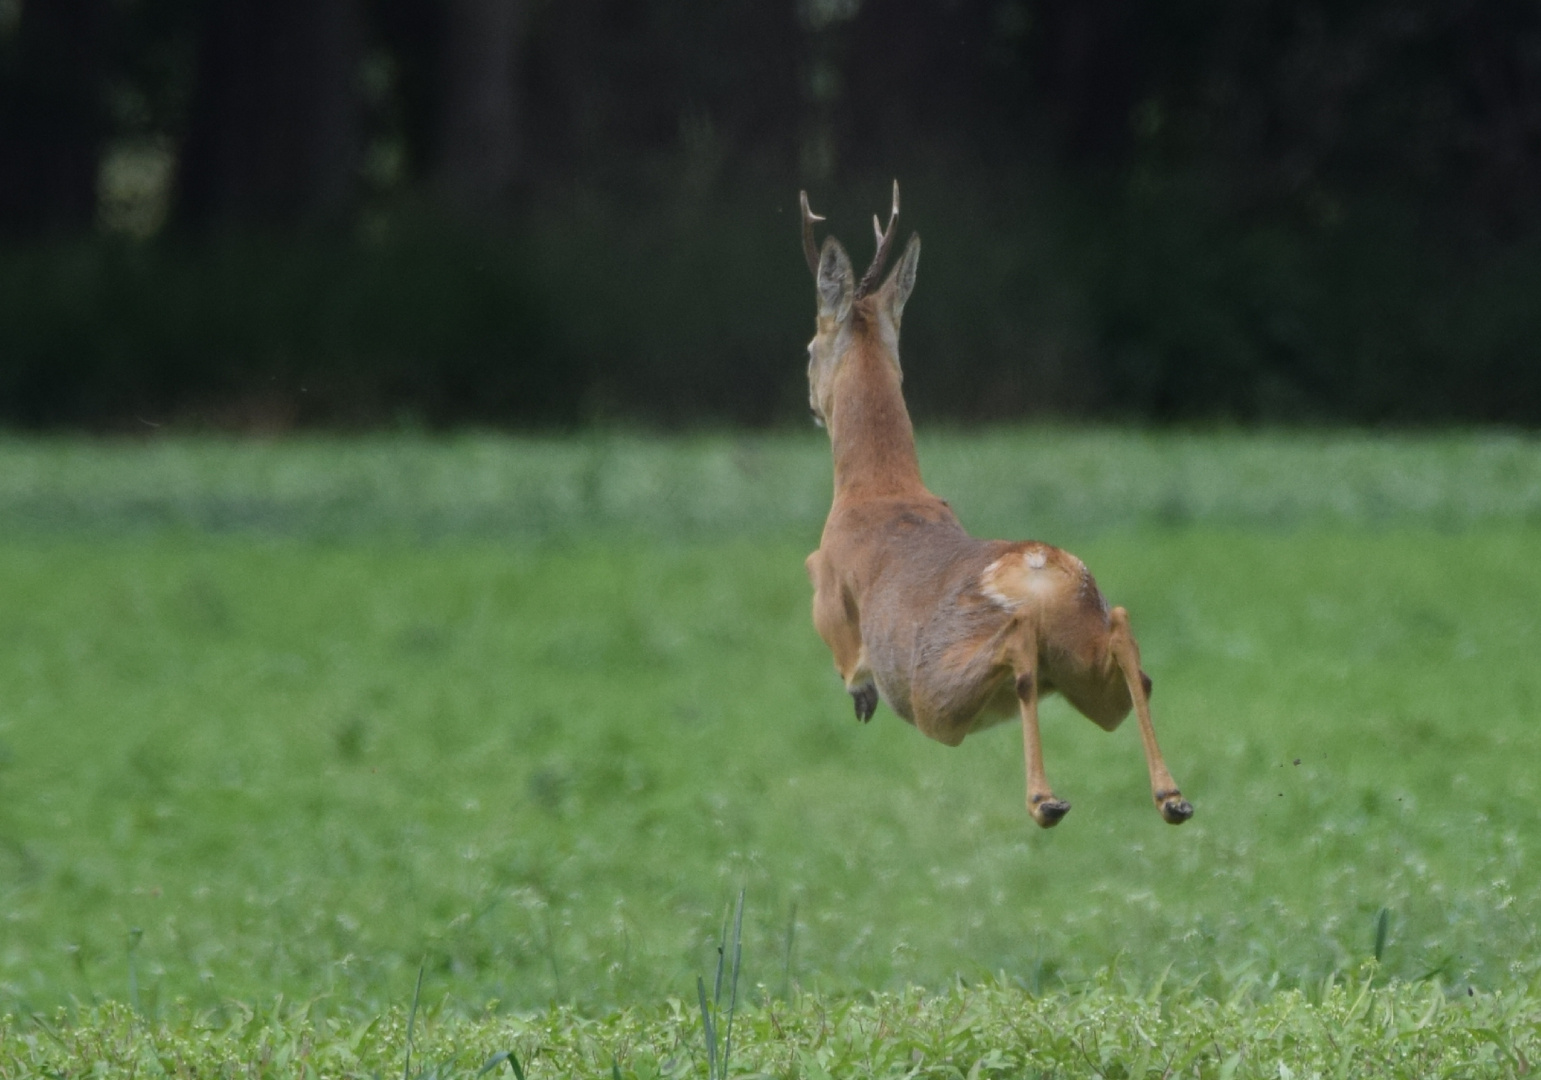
802,189,1191,827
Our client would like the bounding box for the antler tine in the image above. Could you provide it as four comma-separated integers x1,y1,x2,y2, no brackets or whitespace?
800,191,825,277
854,180,900,298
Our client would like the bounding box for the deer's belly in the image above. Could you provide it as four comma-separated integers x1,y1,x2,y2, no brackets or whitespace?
865,614,1015,740
877,661,1019,744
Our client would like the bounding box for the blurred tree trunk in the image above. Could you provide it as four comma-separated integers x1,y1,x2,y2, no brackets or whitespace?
432,0,532,219
176,0,364,229
0,0,109,237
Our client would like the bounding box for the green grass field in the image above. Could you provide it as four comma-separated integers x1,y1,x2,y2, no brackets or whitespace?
2,430,1540,1076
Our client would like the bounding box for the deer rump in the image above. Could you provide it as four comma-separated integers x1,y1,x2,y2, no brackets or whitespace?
828,504,1132,749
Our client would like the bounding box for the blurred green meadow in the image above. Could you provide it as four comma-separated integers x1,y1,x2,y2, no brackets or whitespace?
2,429,1541,1021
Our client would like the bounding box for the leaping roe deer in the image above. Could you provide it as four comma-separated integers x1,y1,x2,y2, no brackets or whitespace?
800,182,1192,828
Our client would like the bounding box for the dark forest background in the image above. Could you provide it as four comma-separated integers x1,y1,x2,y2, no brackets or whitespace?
3,0,1541,429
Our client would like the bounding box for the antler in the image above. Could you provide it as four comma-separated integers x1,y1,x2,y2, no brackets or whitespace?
800,191,825,277
854,180,899,298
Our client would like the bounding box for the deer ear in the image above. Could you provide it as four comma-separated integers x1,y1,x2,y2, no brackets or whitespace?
817,237,854,322
882,234,920,324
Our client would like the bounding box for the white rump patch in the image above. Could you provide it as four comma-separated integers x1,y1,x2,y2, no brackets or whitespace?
981,548,1053,609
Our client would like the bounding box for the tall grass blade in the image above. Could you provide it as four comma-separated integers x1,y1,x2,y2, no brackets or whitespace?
475,1050,524,1079
403,962,425,1080
1374,907,1391,962
696,974,718,1080
781,901,797,1001
541,908,562,997
723,887,745,1077
713,902,728,1009
126,927,143,1016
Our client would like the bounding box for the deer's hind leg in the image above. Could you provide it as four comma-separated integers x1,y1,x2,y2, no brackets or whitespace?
1106,606,1193,824
1004,624,1071,828
806,551,877,721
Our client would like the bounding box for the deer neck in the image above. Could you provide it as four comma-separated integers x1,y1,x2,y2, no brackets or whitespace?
826,332,924,499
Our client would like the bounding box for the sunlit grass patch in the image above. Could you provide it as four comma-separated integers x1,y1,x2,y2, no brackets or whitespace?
2,430,1540,1067
4,972,1537,1077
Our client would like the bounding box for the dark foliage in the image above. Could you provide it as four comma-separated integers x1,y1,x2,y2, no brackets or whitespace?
2,0,1541,428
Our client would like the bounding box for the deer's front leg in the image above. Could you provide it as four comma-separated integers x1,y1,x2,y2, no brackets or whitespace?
806,551,876,721
1107,606,1193,824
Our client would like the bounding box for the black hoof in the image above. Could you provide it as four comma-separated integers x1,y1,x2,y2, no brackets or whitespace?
1030,796,1071,828
1159,795,1193,824
850,682,877,722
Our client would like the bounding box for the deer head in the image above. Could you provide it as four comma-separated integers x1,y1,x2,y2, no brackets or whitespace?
801,181,921,427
